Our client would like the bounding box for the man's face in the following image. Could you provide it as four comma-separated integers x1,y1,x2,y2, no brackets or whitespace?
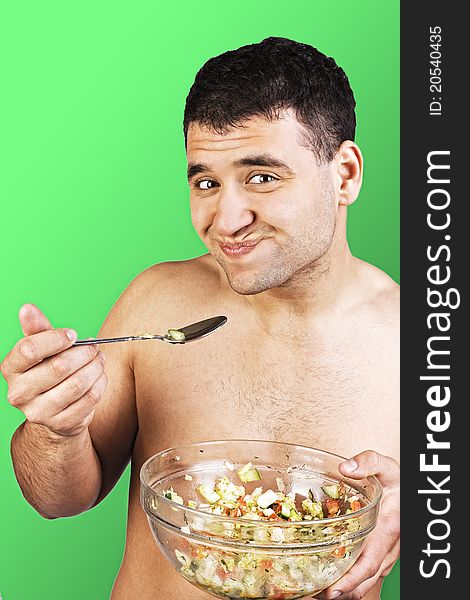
186,110,338,295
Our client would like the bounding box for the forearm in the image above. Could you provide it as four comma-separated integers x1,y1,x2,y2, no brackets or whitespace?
11,420,102,518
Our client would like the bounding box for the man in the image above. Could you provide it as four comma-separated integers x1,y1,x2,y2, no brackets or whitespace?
1,37,399,599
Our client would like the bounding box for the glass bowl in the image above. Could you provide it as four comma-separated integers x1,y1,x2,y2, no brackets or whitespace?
140,440,382,599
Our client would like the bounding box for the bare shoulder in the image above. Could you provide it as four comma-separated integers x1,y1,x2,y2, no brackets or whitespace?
354,258,399,326
134,253,220,293
100,254,222,335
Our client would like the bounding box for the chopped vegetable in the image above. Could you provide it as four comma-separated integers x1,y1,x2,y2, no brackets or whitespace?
349,499,362,512
257,489,279,509
196,484,221,505
166,474,362,525
237,462,261,483
325,499,340,517
163,487,183,504
281,503,291,518
163,471,366,599
332,545,347,559
301,498,324,519
321,484,341,499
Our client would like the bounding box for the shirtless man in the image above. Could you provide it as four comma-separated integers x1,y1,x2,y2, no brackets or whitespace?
1,38,399,600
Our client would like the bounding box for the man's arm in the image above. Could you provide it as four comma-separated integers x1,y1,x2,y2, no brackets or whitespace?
2,290,138,518
11,421,102,518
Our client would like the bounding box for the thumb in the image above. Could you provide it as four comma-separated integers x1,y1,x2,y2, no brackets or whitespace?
19,303,54,336
339,450,400,487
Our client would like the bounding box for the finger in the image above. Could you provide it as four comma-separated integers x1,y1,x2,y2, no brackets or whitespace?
339,450,400,487
19,304,53,336
3,328,78,377
322,568,380,599
46,372,108,437
324,575,382,600
22,353,105,422
320,541,399,600
322,547,398,600
380,540,400,576
339,571,386,600
322,530,396,598
12,344,101,403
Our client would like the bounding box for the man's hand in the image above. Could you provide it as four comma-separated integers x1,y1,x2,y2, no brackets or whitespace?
319,450,400,600
1,303,107,437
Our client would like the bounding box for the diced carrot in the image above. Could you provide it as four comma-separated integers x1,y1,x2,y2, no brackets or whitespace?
349,500,362,512
332,545,346,558
325,499,340,516
269,586,294,599
216,567,231,580
259,559,274,570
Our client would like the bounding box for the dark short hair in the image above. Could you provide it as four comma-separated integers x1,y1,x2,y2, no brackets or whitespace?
183,37,356,163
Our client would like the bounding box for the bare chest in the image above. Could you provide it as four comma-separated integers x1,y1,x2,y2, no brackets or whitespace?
133,328,399,461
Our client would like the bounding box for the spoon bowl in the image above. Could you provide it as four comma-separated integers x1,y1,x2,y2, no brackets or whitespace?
164,316,228,344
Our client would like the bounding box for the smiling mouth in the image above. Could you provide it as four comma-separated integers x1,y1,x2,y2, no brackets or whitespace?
217,239,262,257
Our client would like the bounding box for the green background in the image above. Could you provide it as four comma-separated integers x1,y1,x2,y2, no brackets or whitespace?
0,1,399,598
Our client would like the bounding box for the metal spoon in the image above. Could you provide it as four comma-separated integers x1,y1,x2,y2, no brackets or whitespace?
73,316,227,346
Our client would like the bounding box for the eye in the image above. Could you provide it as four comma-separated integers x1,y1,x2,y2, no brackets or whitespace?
195,179,218,190
248,174,278,184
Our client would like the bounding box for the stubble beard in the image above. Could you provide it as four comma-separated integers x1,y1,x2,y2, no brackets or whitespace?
219,239,335,296
220,247,298,295
214,224,337,297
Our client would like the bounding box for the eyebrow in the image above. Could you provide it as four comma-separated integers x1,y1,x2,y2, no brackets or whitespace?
187,153,294,180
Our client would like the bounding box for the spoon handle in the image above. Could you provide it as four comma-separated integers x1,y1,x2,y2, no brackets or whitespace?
73,335,164,346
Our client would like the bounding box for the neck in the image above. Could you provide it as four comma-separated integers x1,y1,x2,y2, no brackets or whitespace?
244,232,358,324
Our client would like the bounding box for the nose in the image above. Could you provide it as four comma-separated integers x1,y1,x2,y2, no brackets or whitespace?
211,186,255,238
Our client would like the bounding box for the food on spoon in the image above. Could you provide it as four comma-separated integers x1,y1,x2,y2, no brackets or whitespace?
167,329,186,342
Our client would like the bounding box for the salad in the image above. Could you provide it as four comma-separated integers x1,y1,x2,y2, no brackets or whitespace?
161,463,367,599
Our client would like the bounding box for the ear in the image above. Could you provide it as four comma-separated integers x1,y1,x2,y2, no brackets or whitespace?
334,141,363,207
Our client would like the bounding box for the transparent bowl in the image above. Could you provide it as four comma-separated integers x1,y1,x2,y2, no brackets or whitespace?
140,440,382,599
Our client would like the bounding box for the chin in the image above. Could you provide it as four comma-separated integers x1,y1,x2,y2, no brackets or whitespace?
224,268,290,296
228,280,267,296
